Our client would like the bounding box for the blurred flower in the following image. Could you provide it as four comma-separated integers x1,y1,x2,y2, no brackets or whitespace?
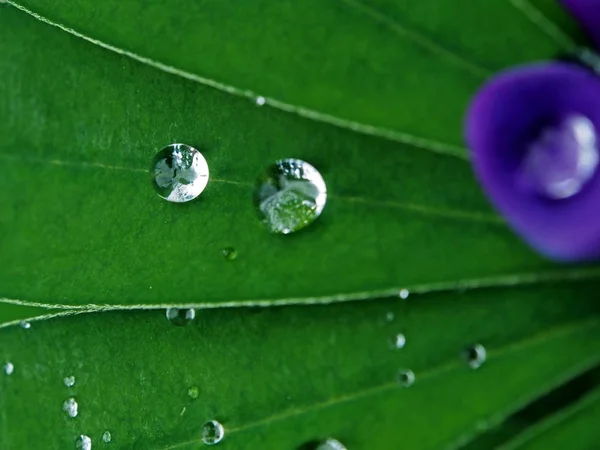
561,0,600,48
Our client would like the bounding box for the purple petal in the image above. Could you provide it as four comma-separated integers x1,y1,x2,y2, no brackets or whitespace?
465,62,600,261
561,0,600,48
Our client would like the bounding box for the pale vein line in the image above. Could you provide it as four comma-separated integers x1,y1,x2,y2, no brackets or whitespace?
0,153,497,222
508,0,576,49
159,318,600,449
5,1,468,160
0,310,89,330
2,266,599,312
340,0,491,78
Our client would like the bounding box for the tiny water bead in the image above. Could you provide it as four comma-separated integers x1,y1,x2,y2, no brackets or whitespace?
391,333,406,349
316,438,347,450
398,369,415,387
4,361,14,375
255,96,266,106
102,431,112,443
399,289,410,300
253,159,327,234
188,386,200,400
20,320,31,329
520,115,598,200
464,344,487,369
385,311,395,322
166,308,196,326
76,435,92,450
150,143,209,203
201,420,224,445
64,375,76,387
221,247,238,261
63,397,79,418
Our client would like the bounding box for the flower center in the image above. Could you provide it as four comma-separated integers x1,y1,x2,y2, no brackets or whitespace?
520,115,599,199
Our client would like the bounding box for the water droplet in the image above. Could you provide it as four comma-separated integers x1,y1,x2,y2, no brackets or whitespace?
391,333,406,349
520,115,598,199
76,435,92,450
385,311,395,322
4,362,14,375
188,386,200,400
102,431,112,443
221,247,238,261
316,438,347,450
63,397,78,418
64,375,76,387
398,369,415,387
256,96,266,106
399,289,409,299
464,344,487,369
253,159,327,234
165,308,195,326
201,420,224,445
20,320,31,329
150,143,209,203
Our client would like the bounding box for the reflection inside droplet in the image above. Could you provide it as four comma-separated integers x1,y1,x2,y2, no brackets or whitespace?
398,369,415,387
20,321,31,329
464,344,486,369
253,159,327,234
391,333,406,349
316,438,347,450
166,308,196,326
150,143,209,203
201,420,224,445
520,115,598,199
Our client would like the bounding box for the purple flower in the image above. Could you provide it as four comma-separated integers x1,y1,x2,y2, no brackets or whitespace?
561,0,600,48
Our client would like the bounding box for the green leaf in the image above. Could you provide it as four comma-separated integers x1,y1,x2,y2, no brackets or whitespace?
0,3,596,309
7,0,580,149
1,283,599,449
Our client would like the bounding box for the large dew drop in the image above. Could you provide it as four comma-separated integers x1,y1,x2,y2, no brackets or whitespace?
253,159,327,234
398,369,415,387
464,344,487,369
4,362,14,375
63,398,78,418
76,435,92,450
166,308,195,326
150,143,209,203
316,438,347,450
201,420,224,445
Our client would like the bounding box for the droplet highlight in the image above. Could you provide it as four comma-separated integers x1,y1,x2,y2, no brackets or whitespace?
63,397,78,418
255,96,266,106
391,333,406,349
102,431,112,443
20,320,31,329
64,375,76,387
520,115,598,199
166,308,195,326
464,344,487,369
221,247,238,261
201,420,224,445
76,435,92,450
316,438,347,450
150,143,209,203
253,159,327,234
4,362,14,375
188,386,200,400
399,289,409,299
398,369,415,387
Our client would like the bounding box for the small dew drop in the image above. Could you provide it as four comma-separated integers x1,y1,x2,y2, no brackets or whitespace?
385,311,395,322
255,96,266,106
64,375,76,387
150,143,209,203
399,289,409,299
201,420,224,445
102,431,112,443
464,344,487,369
253,159,327,234
316,438,347,450
166,308,195,326
76,435,92,450
4,362,14,375
398,369,415,387
63,397,78,418
221,247,238,261
20,321,31,329
188,386,200,400
391,333,406,349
